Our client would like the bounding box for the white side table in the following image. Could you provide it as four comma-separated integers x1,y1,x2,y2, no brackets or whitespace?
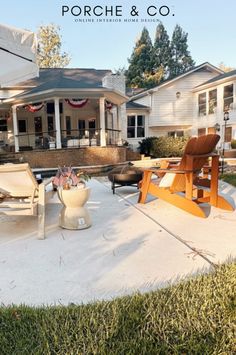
57,187,91,230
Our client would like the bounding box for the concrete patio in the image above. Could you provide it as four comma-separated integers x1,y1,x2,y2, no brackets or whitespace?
0,178,235,306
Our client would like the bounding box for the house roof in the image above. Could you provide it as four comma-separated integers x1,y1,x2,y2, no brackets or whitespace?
193,69,236,91
4,68,112,89
2,68,128,105
126,101,149,110
130,62,224,101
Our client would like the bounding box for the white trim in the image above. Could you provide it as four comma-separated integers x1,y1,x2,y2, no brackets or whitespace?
12,105,19,152
192,74,236,92
131,62,223,100
54,98,62,149
99,97,106,146
3,88,128,104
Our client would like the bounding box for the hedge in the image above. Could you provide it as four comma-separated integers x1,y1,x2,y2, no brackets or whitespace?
138,136,189,158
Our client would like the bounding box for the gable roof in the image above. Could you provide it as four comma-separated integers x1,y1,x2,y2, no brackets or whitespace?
2,68,128,105
3,68,112,89
126,101,149,110
130,62,223,101
193,69,236,91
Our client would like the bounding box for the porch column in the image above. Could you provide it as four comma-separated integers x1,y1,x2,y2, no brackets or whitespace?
99,97,106,146
54,98,62,149
117,105,122,145
12,105,19,152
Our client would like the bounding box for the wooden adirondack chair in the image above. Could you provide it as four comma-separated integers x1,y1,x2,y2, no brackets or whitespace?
138,134,235,217
0,163,53,239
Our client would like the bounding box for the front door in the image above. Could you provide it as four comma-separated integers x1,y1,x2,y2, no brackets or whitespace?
34,116,42,137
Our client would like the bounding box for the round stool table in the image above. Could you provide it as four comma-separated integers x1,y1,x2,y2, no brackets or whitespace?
57,186,91,230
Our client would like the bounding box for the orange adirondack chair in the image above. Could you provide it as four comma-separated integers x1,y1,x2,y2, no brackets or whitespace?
138,134,235,217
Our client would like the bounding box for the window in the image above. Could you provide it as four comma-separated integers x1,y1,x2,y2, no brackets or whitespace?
47,116,54,134
127,115,145,138
208,89,217,114
127,115,135,138
66,116,71,135
0,119,7,132
137,115,145,138
208,127,216,134
225,127,232,142
168,131,184,138
198,93,206,116
34,116,42,137
88,119,96,137
18,119,27,133
78,119,85,130
223,84,233,111
47,102,63,114
198,128,206,136
78,119,85,138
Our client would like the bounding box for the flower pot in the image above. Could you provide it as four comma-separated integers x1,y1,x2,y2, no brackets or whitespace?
57,186,91,230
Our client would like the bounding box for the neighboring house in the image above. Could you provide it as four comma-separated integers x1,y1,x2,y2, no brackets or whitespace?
0,68,127,152
126,62,236,149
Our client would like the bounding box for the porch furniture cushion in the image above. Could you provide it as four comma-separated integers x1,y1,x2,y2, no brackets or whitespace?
0,163,53,239
67,139,79,147
80,139,90,146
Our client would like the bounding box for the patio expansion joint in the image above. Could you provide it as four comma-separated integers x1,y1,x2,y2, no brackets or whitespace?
97,179,217,269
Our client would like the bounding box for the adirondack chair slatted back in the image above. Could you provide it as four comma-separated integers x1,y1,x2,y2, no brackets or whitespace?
170,134,220,192
0,163,38,197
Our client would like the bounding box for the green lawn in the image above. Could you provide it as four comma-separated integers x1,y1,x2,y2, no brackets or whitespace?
0,262,235,354
220,173,236,187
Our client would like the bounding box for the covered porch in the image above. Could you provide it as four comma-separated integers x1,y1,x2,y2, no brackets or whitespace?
1,83,127,152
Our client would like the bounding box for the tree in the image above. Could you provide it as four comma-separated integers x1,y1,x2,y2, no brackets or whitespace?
37,24,70,68
153,22,171,81
218,62,235,73
169,25,195,78
126,27,153,88
114,66,126,75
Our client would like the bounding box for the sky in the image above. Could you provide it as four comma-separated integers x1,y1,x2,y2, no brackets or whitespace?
1,0,236,71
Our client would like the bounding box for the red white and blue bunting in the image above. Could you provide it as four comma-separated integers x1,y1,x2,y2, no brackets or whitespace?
24,102,44,113
65,98,88,108
105,101,113,111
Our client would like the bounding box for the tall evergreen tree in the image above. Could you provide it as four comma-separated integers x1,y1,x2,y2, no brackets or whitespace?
169,24,195,78
153,22,171,81
126,27,153,88
37,24,70,68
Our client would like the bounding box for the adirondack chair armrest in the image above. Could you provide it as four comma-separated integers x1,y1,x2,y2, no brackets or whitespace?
37,178,53,240
186,153,219,159
157,169,200,174
147,168,200,175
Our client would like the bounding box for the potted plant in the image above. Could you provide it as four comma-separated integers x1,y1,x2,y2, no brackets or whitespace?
52,166,90,190
52,167,91,230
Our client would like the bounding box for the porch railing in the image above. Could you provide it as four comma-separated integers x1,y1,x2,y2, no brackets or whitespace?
16,131,57,151
105,128,121,146
15,128,121,151
61,129,101,148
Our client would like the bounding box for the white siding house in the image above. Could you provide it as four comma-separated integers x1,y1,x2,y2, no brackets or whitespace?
192,70,236,143
126,62,229,149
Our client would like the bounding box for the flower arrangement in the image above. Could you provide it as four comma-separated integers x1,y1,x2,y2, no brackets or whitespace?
52,166,90,190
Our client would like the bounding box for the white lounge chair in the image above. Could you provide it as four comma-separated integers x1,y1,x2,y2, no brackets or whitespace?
0,163,53,239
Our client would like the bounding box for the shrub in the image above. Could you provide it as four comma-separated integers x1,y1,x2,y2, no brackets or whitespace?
138,136,189,158
231,139,236,149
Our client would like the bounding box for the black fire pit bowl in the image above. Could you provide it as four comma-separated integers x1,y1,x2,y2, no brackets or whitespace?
108,165,143,194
